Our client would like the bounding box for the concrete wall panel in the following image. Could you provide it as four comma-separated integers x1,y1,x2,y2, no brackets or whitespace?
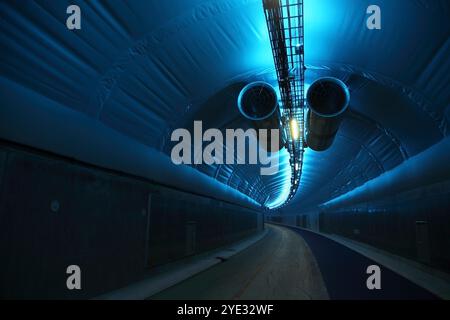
0,144,263,299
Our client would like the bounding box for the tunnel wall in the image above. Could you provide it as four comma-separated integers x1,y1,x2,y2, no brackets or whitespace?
317,180,450,272
0,142,264,299
271,181,450,273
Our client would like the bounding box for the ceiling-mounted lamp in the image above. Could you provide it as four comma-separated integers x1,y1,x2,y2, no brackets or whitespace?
290,118,300,141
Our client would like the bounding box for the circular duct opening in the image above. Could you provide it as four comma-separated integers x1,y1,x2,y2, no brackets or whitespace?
307,77,350,117
238,82,278,121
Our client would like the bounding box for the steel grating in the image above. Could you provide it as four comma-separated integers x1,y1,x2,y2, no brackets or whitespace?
263,0,305,206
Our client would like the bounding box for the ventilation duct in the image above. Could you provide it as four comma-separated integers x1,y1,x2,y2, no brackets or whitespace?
305,77,350,151
237,81,283,152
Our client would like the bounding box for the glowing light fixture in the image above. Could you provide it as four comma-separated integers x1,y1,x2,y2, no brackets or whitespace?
290,118,300,140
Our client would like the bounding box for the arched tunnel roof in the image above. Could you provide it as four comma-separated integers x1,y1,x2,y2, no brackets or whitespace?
0,0,449,211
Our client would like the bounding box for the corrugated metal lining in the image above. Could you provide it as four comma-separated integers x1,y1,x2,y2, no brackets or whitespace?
290,108,410,212
0,0,448,210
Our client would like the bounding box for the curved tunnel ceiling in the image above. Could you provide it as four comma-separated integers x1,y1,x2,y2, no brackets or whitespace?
0,0,449,211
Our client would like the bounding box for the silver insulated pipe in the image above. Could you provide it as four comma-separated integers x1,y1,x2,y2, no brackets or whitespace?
237,81,282,152
305,77,350,151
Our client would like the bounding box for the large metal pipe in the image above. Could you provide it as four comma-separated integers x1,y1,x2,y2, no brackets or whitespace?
305,77,350,151
237,81,282,152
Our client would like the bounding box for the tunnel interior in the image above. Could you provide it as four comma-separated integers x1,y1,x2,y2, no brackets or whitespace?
0,0,449,300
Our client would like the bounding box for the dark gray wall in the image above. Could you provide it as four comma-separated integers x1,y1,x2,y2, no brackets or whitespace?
0,143,264,299
270,181,450,273
318,180,450,272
